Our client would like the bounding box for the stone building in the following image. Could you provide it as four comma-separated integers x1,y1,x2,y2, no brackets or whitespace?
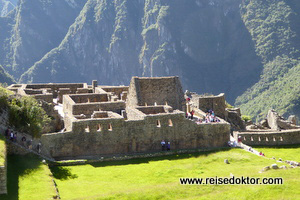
7,76,230,159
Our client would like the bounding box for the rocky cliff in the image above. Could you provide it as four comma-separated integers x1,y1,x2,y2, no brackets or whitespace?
1,0,300,121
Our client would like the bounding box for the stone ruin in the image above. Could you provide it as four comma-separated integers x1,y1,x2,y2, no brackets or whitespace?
246,109,299,131
7,76,231,159
233,110,300,146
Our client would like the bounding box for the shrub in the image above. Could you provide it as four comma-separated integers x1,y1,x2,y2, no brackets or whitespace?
8,96,51,138
225,101,234,109
242,115,252,122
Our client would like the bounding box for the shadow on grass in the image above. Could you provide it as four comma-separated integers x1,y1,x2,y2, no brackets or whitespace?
89,148,231,168
0,154,42,200
50,166,78,180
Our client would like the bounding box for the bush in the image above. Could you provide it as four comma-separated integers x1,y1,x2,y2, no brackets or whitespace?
242,115,252,122
0,86,14,111
225,101,234,109
8,96,51,138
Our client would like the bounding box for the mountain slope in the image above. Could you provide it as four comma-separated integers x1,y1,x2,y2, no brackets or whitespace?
1,0,300,121
235,0,300,121
2,0,87,78
20,0,262,104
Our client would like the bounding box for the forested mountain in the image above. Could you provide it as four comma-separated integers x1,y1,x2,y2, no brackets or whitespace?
1,0,300,121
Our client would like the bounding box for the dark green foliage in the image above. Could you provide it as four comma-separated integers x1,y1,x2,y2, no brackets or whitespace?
236,0,300,121
8,96,51,138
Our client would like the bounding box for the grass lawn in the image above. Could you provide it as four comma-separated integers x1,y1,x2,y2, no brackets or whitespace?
0,135,5,166
0,154,57,200
50,148,300,200
255,144,300,161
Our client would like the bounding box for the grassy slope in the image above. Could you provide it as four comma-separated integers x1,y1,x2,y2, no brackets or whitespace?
50,148,300,200
0,154,57,200
0,135,5,166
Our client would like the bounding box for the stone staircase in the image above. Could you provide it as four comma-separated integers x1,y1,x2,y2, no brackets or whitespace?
1,108,55,162
5,139,56,162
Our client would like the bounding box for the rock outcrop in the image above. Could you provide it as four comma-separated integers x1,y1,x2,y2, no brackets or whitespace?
267,110,298,130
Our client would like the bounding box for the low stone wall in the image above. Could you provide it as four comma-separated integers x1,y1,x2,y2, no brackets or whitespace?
6,142,29,155
72,101,126,116
0,165,6,194
234,129,300,146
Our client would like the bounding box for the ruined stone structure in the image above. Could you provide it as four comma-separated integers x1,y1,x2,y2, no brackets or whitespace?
7,76,230,159
189,93,226,119
234,129,300,146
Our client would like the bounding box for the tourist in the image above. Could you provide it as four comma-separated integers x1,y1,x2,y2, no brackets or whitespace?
161,140,166,151
14,132,17,142
187,112,191,119
167,142,170,151
238,136,242,143
190,110,194,120
210,115,214,122
37,142,42,153
27,139,32,150
10,131,14,141
232,141,237,147
21,136,27,146
196,118,202,124
228,141,232,147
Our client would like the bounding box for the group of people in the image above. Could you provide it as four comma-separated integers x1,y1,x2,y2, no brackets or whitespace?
205,110,220,123
195,110,221,124
161,140,171,151
4,128,41,153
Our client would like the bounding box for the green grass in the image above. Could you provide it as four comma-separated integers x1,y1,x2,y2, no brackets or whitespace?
0,134,5,166
255,144,300,161
49,148,300,200
0,154,57,200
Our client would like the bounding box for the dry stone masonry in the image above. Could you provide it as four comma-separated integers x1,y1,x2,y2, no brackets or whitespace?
7,77,231,160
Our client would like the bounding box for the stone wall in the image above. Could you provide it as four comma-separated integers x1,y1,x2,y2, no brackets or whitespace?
0,165,6,194
6,142,30,155
40,113,230,159
100,86,129,99
234,129,300,146
70,93,108,103
191,93,226,119
127,77,185,111
33,94,53,103
72,101,126,116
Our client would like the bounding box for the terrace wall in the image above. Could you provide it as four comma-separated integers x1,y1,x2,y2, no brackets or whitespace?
234,129,300,146
40,114,230,158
